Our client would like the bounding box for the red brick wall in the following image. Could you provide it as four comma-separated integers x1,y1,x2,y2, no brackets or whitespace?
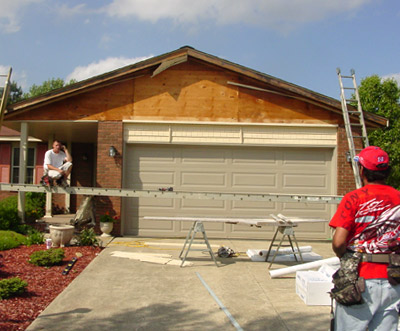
337,125,364,195
95,122,123,235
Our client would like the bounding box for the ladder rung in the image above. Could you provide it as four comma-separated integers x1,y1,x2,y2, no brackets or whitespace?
341,75,353,79
348,111,361,114
350,123,362,127
346,99,358,103
353,136,367,139
343,87,356,90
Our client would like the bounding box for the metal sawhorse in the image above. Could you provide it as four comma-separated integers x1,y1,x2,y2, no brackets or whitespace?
265,214,304,268
179,221,219,267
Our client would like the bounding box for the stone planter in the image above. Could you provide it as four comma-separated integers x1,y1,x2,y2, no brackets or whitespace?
49,225,75,247
100,222,113,237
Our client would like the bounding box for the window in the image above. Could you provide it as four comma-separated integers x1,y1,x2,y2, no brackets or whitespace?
12,147,35,184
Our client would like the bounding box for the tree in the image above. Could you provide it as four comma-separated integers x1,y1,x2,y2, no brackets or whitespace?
358,75,400,188
8,82,24,104
23,78,76,99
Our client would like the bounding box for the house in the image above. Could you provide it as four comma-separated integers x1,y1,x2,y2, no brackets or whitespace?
0,126,47,200
2,46,386,239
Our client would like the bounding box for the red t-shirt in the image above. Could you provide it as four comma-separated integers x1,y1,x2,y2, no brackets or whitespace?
330,184,400,279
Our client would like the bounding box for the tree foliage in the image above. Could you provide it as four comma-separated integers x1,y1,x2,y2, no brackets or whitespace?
23,78,76,99
358,75,400,188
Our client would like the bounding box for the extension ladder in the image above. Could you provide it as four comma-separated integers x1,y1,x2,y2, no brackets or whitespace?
0,67,12,128
337,68,369,189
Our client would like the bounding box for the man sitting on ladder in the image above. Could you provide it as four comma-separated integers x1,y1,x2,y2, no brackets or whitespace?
42,140,73,187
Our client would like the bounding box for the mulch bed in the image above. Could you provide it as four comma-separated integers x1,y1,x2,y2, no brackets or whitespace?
0,244,102,331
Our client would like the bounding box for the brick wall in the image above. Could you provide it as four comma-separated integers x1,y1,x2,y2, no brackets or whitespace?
95,122,123,235
337,125,364,195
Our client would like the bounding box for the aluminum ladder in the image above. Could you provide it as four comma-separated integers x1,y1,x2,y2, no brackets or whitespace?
337,68,369,189
0,67,12,128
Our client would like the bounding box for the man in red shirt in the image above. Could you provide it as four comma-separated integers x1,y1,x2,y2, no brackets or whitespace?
330,146,400,330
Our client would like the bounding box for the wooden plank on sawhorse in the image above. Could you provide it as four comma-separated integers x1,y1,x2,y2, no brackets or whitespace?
265,214,303,269
179,221,218,267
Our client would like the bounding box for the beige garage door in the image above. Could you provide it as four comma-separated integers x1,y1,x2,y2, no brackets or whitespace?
123,144,334,239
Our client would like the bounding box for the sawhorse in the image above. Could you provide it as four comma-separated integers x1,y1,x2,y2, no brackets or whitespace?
265,214,304,268
179,221,219,267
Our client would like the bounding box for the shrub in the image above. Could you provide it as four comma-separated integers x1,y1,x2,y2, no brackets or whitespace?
29,248,65,267
76,228,99,247
0,193,45,232
25,229,44,246
0,277,28,300
25,192,45,223
0,197,19,231
0,230,27,251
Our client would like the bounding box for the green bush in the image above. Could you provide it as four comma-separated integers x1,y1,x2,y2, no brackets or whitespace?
29,248,65,267
0,193,45,232
25,192,45,223
25,228,44,246
76,228,99,247
0,196,19,231
0,230,27,251
0,277,28,300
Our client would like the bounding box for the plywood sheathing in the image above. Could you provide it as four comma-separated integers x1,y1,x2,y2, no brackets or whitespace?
7,61,343,125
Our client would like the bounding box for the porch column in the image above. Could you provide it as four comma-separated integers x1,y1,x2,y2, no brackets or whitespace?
44,135,53,218
64,139,71,213
17,122,28,222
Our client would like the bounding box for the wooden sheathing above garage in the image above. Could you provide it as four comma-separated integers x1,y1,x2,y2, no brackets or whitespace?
5,46,386,128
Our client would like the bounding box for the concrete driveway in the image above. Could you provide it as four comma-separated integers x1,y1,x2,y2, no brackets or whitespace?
27,237,334,331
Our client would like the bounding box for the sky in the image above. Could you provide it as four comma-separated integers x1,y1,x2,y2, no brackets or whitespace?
0,0,399,100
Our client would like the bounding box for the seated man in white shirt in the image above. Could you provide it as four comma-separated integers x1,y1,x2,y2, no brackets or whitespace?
42,140,73,187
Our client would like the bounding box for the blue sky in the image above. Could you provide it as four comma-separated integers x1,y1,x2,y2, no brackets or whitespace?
0,0,399,99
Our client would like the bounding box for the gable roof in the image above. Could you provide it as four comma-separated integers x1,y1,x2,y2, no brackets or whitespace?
4,46,387,127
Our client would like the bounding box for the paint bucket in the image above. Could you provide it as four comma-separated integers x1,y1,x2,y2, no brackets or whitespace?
46,238,52,249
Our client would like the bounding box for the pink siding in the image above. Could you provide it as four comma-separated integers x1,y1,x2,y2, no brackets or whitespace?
0,143,11,183
35,143,47,184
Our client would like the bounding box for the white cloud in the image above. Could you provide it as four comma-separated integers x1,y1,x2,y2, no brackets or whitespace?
382,73,400,86
66,55,153,82
102,0,371,31
0,0,43,33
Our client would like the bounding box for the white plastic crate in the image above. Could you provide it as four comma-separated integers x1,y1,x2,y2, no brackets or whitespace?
296,270,334,306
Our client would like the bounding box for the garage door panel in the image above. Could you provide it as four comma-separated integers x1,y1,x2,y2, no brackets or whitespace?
123,144,333,238
181,222,226,232
137,198,175,208
232,173,276,188
283,150,329,164
283,174,326,189
135,171,175,186
181,199,226,209
181,172,226,187
282,202,327,211
134,149,176,163
232,150,277,165
232,200,276,210
181,148,228,164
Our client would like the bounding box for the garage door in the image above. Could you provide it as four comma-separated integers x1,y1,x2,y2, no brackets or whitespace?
123,144,334,239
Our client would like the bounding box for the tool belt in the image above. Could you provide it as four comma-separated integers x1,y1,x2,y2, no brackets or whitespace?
330,251,364,306
360,253,400,285
360,253,391,263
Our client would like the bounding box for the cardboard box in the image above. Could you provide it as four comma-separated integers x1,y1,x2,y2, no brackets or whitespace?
296,269,334,306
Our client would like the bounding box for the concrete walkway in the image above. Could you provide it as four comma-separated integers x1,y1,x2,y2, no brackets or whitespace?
27,237,335,331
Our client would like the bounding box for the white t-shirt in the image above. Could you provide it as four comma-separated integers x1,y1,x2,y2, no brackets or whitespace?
44,150,67,170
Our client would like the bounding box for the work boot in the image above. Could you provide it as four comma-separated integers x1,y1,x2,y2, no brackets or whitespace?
41,175,52,187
